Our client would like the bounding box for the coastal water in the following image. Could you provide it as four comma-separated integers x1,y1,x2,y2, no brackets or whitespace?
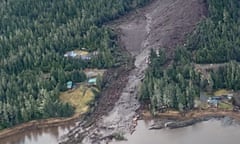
0,123,76,144
1,119,240,144
112,119,240,144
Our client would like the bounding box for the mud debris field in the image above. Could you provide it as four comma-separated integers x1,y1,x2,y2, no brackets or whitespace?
60,0,207,143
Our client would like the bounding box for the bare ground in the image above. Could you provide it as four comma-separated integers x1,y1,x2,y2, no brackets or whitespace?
59,0,207,143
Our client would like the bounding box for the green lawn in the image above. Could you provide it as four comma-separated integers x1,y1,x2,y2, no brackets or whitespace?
60,85,98,114
218,102,233,110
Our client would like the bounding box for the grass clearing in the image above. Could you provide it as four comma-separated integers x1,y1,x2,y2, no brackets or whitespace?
74,50,89,56
219,102,233,110
200,103,209,109
214,89,230,96
60,85,98,114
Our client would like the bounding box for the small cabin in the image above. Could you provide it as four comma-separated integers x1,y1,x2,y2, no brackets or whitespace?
227,94,233,100
207,97,221,107
81,55,91,60
211,96,222,101
64,50,98,61
207,96,223,107
64,51,77,58
88,78,97,86
208,99,219,107
67,81,73,89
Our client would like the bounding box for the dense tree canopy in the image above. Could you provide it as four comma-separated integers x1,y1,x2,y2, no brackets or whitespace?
0,0,150,130
140,49,200,113
187,0,240,63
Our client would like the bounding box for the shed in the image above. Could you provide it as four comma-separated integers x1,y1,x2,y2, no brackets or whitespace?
88,78,97,85
227,94,233,100
208,99,218,104
211,96,222,101
81,55,91,60
67,81,73,89
207,97,220,107
64,51,77,58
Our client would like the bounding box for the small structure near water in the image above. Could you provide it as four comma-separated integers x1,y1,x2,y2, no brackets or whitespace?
88,78,97,86
207,94,233,109
67,81,73,89
207,96,222,107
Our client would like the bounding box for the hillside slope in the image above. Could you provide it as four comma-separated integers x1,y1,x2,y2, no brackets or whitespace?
60,0,207,143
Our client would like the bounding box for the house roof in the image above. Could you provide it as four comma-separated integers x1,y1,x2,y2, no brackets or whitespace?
81,55,91,60
207,99,219,105
64,50,98,60
67,81,73,88
88,78,97,83
212,96,222,100
64,51,77,57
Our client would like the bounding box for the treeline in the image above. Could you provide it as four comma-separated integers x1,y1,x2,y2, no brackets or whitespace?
0,0,150,130
211,61,240,90
140,49,200,113
188,0,240,90
187,0,240,63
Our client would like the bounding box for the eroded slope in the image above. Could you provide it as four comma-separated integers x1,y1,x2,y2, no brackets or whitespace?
60,0,207,143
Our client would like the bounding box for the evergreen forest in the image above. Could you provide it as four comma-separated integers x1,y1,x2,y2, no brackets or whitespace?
0,0,150,130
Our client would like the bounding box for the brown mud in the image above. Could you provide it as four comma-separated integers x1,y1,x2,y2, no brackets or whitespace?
60,0,207,143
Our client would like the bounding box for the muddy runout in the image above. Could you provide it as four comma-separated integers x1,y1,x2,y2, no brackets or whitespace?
60,0,207,143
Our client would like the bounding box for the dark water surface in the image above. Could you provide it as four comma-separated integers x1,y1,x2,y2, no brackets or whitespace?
112,120,240,144
1,119,240,144
0,123,76,144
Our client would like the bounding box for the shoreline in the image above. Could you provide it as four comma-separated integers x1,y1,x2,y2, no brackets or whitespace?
140,109,240,129
60,0,209,143
0,113,82,140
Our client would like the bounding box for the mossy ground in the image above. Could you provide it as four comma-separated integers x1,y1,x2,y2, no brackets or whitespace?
60,85,98,113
